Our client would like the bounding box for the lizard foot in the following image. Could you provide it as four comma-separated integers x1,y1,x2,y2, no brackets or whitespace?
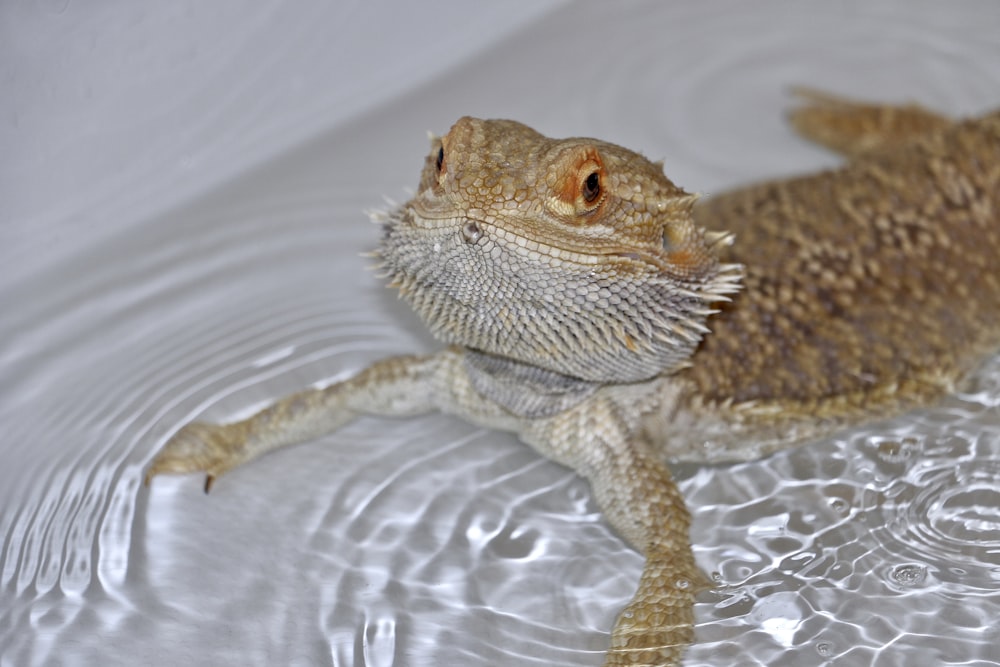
603,597,694,667
145,421,252,492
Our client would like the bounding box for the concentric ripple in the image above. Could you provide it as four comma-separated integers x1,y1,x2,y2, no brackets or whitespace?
861,451,1000,591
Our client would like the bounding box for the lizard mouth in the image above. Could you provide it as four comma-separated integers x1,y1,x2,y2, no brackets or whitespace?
386,203,737,294
473,218,712,281
395,203,675,273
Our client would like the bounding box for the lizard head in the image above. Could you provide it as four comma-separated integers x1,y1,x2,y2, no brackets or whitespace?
375,117,741,383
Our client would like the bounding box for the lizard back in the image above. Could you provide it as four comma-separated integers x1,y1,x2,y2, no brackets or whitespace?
666,111,1000,459
687,111,1000,408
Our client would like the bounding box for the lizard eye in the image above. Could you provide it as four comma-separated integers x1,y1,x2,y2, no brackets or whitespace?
435,146,445,174
554,149,605,219
582,171,601,203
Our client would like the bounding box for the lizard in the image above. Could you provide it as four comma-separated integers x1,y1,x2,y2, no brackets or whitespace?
145,90,1000,666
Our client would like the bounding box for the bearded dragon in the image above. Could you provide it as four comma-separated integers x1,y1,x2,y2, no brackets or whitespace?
146,91,1000,666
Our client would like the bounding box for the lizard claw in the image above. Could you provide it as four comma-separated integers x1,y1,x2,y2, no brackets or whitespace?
145,421,251,490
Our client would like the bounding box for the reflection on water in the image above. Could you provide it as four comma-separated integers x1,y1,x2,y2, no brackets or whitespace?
3,2,1000,666
685,383,1000,665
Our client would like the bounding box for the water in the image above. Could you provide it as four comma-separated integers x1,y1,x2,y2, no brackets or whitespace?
3,2,1000,665
684,381,1000,665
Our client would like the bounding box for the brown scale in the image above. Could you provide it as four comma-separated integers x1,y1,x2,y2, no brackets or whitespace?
685,105,1000,417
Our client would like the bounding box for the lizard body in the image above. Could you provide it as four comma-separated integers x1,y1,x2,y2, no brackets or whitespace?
664,101,1000,463
146,93,1000,665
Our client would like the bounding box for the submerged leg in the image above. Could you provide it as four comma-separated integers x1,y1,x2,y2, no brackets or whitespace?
789,87,951,158
145,354,443,491
598,446,705,667
523,393,707,666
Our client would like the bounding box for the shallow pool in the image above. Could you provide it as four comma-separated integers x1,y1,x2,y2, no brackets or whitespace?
3,2,999,665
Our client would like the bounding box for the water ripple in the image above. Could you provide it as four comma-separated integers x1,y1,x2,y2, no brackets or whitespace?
4,2,1000,666
861,444,1000,591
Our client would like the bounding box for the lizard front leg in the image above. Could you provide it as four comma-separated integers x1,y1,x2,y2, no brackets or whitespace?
147,348,705,665
145,353,449,491
523,391,707,667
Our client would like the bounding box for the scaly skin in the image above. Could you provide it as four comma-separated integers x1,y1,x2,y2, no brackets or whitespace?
146,92,1000,666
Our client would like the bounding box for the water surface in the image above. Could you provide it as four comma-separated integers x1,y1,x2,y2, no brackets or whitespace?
3,2,1000,665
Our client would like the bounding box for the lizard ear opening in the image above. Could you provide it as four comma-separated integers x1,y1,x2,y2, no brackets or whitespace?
434,134,449,186
419,136,446,193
